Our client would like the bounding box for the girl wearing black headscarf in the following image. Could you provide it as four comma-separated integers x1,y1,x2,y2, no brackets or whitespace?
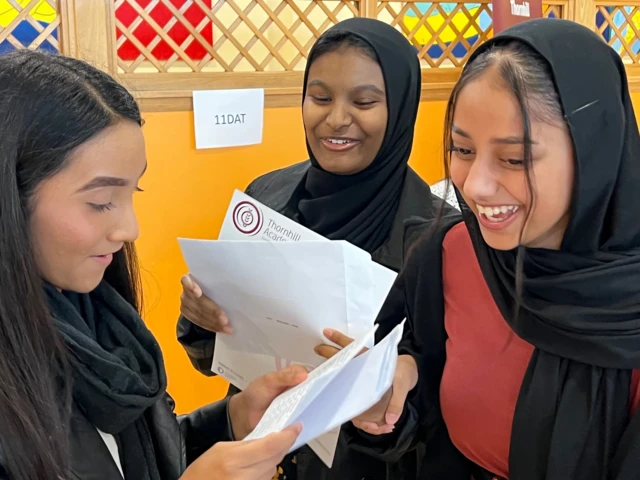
317,18,640,480
177,17,445,480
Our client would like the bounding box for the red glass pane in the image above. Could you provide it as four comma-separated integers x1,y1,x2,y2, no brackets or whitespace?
116,0,214,61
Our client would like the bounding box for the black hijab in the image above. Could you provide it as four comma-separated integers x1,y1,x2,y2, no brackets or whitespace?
459,19,640,479
296,18,422,253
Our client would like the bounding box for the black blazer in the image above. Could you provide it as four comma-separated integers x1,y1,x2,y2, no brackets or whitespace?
0,396,233,480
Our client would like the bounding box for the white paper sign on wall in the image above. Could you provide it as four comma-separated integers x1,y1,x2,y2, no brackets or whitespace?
193,88,264,149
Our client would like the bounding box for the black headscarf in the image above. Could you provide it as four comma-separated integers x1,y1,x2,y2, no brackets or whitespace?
295,18,422,253
458,19,640,479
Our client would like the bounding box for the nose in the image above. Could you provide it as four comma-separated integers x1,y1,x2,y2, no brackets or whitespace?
108,204,139,244
462,155,500,201
325,100,352,132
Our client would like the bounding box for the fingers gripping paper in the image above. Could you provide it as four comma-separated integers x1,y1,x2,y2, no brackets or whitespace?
245,322,406,452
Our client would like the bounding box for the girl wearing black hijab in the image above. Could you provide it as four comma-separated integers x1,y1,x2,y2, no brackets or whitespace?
177,17,444,480
316,18,640,480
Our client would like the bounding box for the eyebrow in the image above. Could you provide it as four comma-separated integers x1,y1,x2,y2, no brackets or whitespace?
307,79,326,89
77,164,147,193
307,79,385,96
352,84,385,95
78,176,129,192
452,125,537,145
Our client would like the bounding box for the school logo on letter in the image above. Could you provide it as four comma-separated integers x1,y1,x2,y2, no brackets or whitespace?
232,201,263,236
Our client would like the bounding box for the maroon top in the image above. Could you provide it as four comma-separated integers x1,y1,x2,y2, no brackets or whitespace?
439,223,640,478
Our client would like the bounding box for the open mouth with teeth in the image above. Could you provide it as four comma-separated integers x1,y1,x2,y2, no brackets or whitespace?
477,204,520,222
320,137,359,151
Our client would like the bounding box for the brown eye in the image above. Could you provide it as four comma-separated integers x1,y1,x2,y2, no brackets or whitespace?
450,146,474,157
505,159,524,166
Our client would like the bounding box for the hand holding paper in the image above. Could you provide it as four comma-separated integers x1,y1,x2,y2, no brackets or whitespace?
350,354,418,435
316,329,419,435
229,364,309,440
244,321,406,452
180,274,232,334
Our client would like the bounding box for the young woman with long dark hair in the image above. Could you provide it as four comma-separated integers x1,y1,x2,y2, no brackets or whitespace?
0,49,305,480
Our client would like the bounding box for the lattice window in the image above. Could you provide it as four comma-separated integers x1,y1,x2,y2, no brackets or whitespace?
115,0,360,73
376,2,493,67
597,5,640,64
376,1,563,68
0,0,59,54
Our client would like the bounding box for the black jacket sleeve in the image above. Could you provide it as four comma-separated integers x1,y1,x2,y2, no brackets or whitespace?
0,398,236,479
176,317,217,376
178,397,235,465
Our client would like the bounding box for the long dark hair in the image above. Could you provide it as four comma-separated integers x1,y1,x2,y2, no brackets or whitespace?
441,40,563,314
0,50,143,480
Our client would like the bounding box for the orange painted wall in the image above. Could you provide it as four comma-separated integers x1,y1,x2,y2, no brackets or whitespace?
135,101,447,414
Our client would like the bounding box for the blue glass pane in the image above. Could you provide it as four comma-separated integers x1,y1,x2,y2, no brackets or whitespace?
597,7,614,42
0,20,59,55
478,9,492,28
467,34,481,47
0,38,14,55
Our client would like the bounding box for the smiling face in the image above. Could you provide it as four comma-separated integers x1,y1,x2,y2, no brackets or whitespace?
303,46,388,175
449,68,574,251
29,121,147,292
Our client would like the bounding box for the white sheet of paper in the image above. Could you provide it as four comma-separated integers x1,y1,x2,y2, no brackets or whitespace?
245,321,405,452
207,189,397,466
179,239,375,367
245,326,377,440
193,89,264,149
